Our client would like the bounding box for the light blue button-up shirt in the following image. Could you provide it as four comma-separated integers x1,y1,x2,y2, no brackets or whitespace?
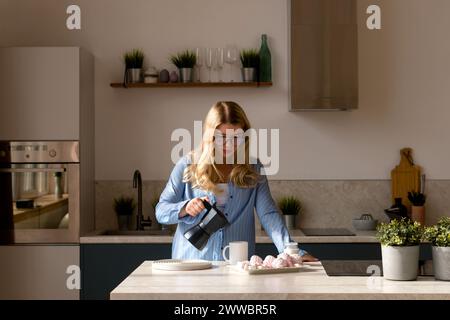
155,155,306,261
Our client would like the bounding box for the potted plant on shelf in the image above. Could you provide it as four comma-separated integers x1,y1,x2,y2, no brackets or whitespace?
423,217,450,281
169,50,196,83
114,196,136,230
240,49,259,82
278,196,301,230
124,49,145,84
408,191,426,225
376,218,424,280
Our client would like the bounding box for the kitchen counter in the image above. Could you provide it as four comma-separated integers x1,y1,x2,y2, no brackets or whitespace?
80,229,378,244
110,261,450,300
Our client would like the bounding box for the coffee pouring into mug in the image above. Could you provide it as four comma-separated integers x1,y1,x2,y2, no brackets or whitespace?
184,199,229,250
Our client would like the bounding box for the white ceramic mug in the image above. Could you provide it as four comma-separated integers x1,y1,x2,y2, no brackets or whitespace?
222,241,248,264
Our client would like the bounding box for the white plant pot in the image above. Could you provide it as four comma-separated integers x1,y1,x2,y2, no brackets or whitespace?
432,246,450,281
381,245,420,281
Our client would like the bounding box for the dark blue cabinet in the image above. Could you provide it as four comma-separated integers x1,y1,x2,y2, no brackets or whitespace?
80,243,431,300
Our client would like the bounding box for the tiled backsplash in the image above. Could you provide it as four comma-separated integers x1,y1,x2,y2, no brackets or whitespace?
94,180,450,232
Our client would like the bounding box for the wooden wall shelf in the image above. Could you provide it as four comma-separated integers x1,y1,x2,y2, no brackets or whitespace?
110,82,272,88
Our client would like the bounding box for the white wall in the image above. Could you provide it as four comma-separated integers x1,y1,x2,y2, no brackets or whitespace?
1,0,450,180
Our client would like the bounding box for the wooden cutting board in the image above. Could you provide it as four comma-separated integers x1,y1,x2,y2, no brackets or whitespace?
391,148,421,210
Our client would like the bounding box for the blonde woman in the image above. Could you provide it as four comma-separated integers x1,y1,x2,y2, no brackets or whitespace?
156,101,317,262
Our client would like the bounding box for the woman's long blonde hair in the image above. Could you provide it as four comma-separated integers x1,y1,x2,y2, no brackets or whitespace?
183,101,259,193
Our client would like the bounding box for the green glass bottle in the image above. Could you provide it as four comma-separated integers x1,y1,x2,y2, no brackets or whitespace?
259,34,272,82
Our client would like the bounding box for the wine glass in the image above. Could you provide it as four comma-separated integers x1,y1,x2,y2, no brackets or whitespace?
225,45,239,82
195,47,205,82
205,48,217,82
216,48,225,82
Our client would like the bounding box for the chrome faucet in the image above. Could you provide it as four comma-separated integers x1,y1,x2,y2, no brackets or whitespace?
133,170,152,230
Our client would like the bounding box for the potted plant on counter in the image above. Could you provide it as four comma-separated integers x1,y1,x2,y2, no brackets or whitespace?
408,191,426,225
376,218,424,280
170,50,196,83
240,49,259,82
424,217,450,281
114,196,136,230
124,49,145,83
278,196,301,230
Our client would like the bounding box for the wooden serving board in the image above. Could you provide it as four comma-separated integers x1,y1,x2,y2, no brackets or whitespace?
391,148,421,210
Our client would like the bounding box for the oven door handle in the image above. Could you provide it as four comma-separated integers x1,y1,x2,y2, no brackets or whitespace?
0,168,66,173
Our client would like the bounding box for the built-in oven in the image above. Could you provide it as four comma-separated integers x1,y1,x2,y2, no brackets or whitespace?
0,141,80,244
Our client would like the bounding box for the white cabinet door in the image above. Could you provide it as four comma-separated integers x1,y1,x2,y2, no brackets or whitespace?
0,245,80,299
0,47,80,140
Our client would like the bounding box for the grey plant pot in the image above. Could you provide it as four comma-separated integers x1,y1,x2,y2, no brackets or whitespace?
432,246,450,281
117,215,131,230
381,245,420,280
127,68,142,83
241,68,256,82
179,68,193,83
283,215,296,230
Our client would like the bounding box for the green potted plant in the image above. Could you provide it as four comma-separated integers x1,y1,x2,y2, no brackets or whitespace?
240,49,259,82
408,191,426,225
278,196,301,230
376,218,424,280
114,196,136,230
170,50,196,83
124,49,145,83
423,217,450,281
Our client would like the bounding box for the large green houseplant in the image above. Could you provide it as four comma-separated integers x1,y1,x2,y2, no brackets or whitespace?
424,217,450,281
376,218,424,280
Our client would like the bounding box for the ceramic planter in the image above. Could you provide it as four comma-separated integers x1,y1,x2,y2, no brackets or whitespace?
432,246,450,281
381,245,420,280
179,68,193,83
283,215,296,230
411,206,425,225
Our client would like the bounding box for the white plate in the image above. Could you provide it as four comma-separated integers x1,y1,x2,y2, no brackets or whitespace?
231,264,303,275
152,259,212,271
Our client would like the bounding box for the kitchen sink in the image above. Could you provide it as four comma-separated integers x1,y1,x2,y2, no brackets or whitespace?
100,229,173,236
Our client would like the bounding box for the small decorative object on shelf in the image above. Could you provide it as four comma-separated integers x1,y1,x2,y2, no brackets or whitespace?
114,196,136,231
259,34,272,82
169,70,179,83
376,218,424,280
159,69,170,83
408,191,426,225
143,67,159,84
240,49,259,82
424,217,450,280
278,196,301,230
170,50,196,83
123,49,145,85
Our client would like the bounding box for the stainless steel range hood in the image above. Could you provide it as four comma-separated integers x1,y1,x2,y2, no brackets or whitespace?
289,0,358,111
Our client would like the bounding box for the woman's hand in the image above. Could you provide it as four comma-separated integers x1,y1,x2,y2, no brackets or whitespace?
302,254,319,262
179,196,210,218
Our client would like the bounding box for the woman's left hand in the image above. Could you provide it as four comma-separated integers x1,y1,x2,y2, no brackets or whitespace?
302,254,319,262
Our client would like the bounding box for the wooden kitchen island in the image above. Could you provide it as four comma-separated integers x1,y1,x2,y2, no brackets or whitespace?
110,261,450,300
